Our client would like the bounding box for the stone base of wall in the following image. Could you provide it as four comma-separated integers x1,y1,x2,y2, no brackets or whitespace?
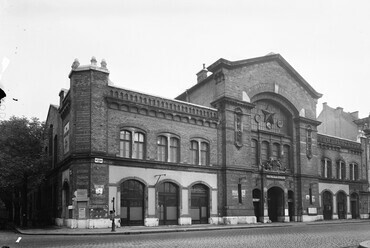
55,218,120,229
301,215,323,222
277,216,290,222
360,214,369,219
222,216,257,225
178,217,192,225
144,218,159,227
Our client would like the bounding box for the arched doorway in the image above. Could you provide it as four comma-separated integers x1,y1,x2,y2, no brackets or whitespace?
190,184,209,224
288,190,294,221
322,191,332,220
62,181,70,219
337,192,347,219
267,187,284,222
120,180,145,226
158,182,179,225
351,193,359,219
252,189,261,222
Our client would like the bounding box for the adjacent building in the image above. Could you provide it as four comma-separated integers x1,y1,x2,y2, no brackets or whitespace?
39,54,370,228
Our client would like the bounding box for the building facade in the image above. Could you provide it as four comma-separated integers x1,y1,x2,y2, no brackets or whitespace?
41,54,370,228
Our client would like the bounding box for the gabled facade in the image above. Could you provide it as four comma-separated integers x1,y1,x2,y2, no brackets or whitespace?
41,54,370,228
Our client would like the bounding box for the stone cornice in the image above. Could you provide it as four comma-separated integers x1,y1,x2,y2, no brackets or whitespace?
294,116,321,126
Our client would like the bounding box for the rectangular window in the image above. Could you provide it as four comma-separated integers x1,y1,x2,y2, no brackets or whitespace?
261,141,269,163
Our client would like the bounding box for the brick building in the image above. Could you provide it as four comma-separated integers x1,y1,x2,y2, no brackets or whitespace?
41,54,370,228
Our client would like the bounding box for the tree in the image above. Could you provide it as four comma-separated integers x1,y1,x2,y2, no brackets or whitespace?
0,116,46,226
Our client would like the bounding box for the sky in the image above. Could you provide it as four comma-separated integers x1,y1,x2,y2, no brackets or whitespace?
1,0,370,121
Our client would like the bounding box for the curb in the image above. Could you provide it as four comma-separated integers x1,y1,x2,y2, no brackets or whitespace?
15,224,291,236
14,220,370,236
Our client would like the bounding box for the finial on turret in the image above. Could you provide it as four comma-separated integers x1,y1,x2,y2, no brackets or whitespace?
71,59,80,69
101,59,107,68
91,56,97,66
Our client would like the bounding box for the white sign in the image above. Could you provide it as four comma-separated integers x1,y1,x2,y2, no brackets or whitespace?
308,207,317,215
94,158,103,164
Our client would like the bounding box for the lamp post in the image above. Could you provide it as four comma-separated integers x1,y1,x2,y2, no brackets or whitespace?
111,197,115,232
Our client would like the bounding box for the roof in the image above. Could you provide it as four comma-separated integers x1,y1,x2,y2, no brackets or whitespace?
177,53,323,100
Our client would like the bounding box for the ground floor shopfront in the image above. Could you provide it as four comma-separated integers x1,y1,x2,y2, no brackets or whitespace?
54,165,370,229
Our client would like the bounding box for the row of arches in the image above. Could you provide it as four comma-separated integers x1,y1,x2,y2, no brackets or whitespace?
120,180,210,226
322,191,359,220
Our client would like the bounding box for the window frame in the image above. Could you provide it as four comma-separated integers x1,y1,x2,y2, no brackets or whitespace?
190,138,210,166
119,128,146,160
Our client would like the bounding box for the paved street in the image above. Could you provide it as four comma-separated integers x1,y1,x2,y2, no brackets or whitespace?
1,222,370,248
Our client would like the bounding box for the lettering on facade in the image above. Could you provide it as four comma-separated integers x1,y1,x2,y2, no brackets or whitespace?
266,175,286,180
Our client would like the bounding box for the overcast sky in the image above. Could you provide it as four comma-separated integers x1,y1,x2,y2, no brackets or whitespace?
1,0,370,121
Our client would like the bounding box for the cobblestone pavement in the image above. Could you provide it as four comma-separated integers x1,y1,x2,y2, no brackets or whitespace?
1,222,369,248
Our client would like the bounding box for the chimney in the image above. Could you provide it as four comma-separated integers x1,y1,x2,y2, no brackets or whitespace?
196,64,208,84
59,89,68,107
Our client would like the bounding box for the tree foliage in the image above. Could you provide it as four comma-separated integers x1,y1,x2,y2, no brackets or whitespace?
0,116,46,190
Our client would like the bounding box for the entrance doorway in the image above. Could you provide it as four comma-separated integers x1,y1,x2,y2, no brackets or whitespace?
190,184,209,224
158,182,179,225
252,189,261,222
120,180,144,226
267,187,284,222
288,190,294,221
322,191,332,220
350,193,359,219
337,192,347,219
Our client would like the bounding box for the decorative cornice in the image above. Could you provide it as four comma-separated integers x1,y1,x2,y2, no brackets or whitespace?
106,87,219,128
317,134,362,153
294,116,321,126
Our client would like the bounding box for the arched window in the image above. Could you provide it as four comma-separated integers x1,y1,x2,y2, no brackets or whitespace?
170,137,179,163
282,145,290,169
251,139,258,167
119,129,145,159
336,160,346,180
261,141,269,163
190,141,199,165
157,136,167,162
272,143,280,160
322,158,332,178
349,163,359,181
157,135,180,163
190,139,210,166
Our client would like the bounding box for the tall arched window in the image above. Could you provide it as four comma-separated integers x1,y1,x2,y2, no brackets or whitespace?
157,135,180,163
261,141,269,163
282,145,290,169
322,158,332,178
336,160,346,180
349,163,359,181
200,142,209,166
272,143,280,160
251,139,258,167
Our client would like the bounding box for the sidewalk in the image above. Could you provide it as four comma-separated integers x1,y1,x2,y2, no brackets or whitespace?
14,219,370,236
